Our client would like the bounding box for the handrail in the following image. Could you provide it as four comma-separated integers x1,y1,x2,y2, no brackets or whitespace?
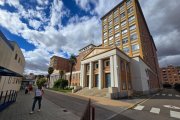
80,99,95,120
0,90,18,111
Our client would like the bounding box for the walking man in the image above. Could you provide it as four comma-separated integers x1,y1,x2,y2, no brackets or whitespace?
29,86,44,114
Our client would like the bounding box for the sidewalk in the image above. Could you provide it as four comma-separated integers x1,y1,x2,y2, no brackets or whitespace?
0,91,80,120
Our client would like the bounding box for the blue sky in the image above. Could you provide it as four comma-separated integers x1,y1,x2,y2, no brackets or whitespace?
0,0,180,74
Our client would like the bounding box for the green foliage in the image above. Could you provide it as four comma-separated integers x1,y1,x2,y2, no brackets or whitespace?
48,67,54,75
36,78,47,87
59,70,64,79
53,79,68,89
69,54,77,86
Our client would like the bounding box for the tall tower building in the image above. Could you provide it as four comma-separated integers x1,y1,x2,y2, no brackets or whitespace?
101,0,161,87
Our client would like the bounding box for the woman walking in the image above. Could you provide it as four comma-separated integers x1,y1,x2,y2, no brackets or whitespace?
29,86,44,114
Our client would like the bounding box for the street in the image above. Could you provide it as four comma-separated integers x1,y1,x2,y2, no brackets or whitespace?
111,89,180,120
43,90,119,120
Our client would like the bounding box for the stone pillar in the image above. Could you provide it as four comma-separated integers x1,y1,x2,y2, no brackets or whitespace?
98,59,103,89
80,64,85,87
89,62,93,89
113,55,120,91
110,56,114,87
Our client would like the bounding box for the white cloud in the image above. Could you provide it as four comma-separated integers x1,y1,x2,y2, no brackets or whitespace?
29,19,41,30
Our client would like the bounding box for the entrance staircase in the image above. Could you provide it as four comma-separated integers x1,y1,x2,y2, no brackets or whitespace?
76,87,108,98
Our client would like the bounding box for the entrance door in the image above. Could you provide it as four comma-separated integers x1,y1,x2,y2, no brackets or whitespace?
94,74,99,87
86,75,89,87
105,73,111,88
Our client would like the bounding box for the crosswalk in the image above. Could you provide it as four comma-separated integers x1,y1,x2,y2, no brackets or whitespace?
133,105,180,119
155,93,180,97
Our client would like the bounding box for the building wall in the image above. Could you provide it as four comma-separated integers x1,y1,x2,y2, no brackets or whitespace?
161,65,180,85
50,56,70,72
0,33,25,92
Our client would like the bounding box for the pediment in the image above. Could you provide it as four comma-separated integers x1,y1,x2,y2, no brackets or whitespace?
83,47,111,60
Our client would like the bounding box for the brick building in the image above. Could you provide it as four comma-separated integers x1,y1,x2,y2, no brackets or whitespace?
49,0,161,98
161,65,180,86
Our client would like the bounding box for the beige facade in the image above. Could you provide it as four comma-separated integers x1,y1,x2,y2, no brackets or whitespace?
0,31,25,92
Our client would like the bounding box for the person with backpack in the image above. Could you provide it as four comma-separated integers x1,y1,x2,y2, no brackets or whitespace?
29,86,44,114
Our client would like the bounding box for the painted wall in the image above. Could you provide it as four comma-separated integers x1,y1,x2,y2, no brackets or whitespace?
130,57,150,93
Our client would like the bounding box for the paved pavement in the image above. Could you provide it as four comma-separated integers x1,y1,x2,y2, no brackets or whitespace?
110,89,180,120
0,91,80,120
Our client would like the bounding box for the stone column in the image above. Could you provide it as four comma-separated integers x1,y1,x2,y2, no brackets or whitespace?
89,62,93,89
98,59,103,89
110,56,114,87
80,64,85,87
113,55,120,91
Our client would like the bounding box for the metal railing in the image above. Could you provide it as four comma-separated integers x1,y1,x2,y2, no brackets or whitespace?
0,90,18,111
81,99,95,120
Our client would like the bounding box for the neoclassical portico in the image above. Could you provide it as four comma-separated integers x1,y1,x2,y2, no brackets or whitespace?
80,47,132,94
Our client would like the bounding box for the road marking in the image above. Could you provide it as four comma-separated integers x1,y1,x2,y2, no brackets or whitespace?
168,94,172,96
156,93,160,96
163,105,180,110
162,94,166,96
134,105,144,111
170,110,180,119
175,95,180,97
150,107,160,114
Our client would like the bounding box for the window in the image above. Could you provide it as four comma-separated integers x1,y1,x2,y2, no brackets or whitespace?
120,5,124,11
18,58,20,63
114,17,119,24
15,54,18,60
104,32,107,38
115,41,121,46
115,33,120,38
129,24,136,31
128,7,133,14
122,37,128,44
128,15,135,22
121,20,127,27
126,0,132,6
104,39,108,44
123,47,130,53
114,10,118,17
120,12,125,18
121,29,128,34
104,25,107,31
128,81,132,89
130,33,137,41
109,36,113,44
109,29,113,35
105,61,110,67
109,21,113,27
95,63,98,69
103,18,107,23
108,14,113,20
132,44,140,51
114,25,119,30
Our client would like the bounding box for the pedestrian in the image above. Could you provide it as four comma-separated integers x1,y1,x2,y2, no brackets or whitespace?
28,84,33,94
25,86,28,94
29,86,44,114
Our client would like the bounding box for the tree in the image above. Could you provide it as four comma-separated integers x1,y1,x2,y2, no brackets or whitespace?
36,78,47,87
68,54,77,87
48,67,54,87
59,70,64,79
53,79,68,89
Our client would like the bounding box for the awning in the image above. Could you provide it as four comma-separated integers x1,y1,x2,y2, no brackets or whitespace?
0,66,23,77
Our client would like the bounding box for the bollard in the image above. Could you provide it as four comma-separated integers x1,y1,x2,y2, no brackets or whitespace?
8,90,12,103
91,106,95,120
3,91,8,104
0,91,3,104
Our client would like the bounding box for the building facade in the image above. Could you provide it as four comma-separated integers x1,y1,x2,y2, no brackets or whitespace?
161,65,180,86
101,0,160,89
0,31,25,93
49,0,161,98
